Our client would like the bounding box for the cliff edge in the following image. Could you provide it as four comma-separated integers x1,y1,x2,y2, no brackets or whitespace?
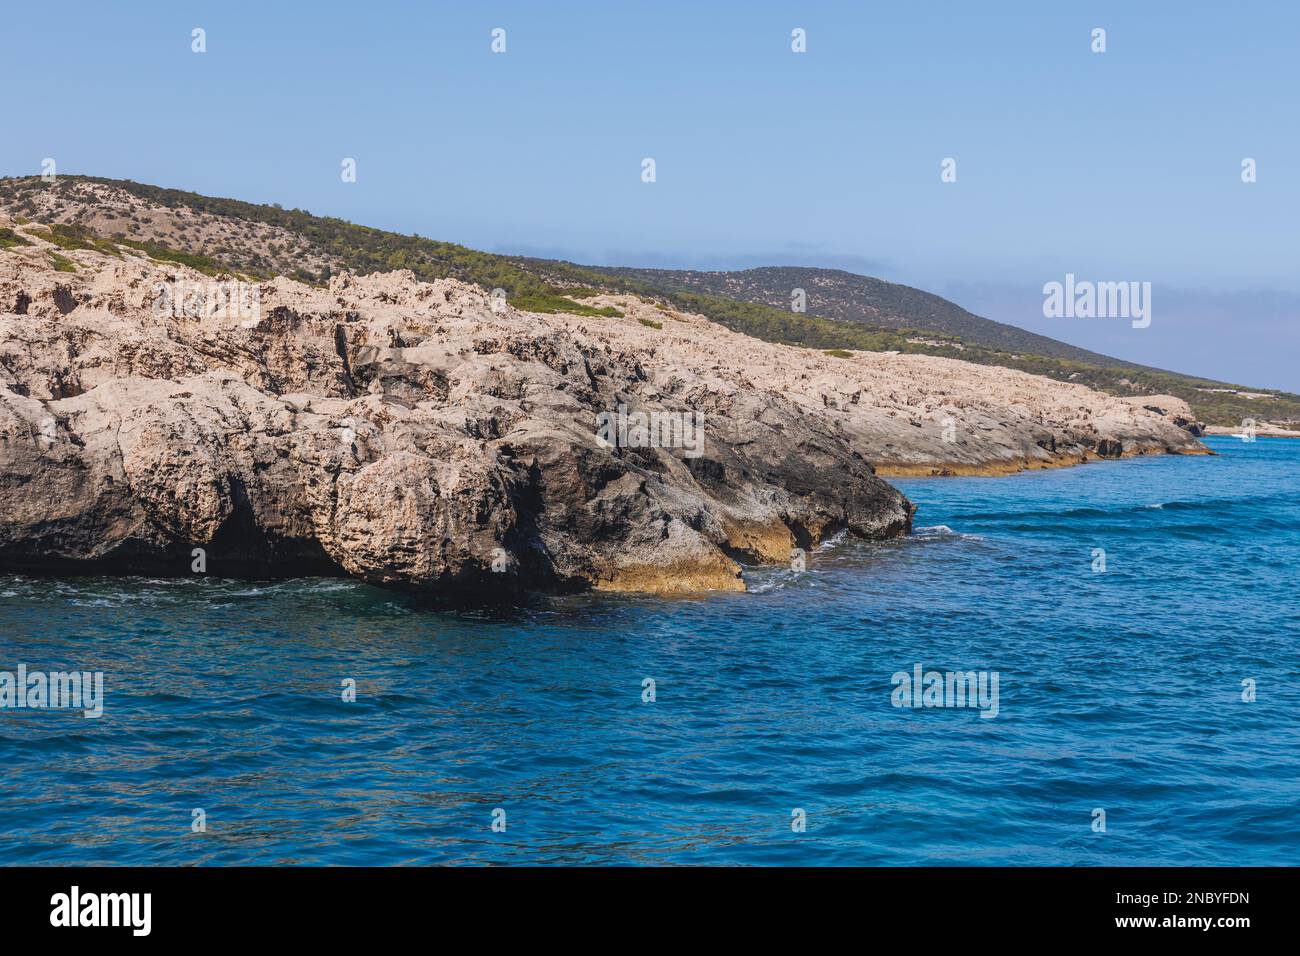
0,221,1205,594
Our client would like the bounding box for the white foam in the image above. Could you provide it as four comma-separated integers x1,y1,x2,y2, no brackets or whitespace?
912,524,983,541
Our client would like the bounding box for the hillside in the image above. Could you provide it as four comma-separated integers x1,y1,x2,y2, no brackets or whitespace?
1,174,1295,427
598,265,1126,366
0,240,906,592
0,220,1211,592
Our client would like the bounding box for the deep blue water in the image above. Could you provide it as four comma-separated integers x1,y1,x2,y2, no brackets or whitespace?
1,435,1297,865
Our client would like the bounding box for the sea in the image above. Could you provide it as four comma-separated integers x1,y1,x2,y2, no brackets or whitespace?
1,435,1296,865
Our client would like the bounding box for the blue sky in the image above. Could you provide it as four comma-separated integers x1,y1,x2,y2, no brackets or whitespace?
4,1,1297,389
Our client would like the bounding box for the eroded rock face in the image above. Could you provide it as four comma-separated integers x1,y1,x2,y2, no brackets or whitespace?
0,243,921,594
0,226,1209,594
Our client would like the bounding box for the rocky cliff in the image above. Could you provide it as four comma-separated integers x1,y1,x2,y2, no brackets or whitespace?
0,220,1205,595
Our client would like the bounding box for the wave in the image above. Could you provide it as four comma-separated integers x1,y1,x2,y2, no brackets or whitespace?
911,525,984,542
955,492,1291,525
744,568,806,594
814,528,850,551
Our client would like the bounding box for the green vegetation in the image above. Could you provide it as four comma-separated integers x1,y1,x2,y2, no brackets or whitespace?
116,238,252,278
638,317,663,330
510,291,622,317
0,227,29,249
290,267,327,287
824,348,854,359
37,223,121,257
658,288,911,351
49,252,76,273
39,176,566,297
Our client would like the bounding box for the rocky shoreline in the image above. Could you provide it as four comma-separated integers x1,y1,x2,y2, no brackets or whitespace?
0,225,1207,595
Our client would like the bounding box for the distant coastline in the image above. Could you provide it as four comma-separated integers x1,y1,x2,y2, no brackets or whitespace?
1203,425,1300,439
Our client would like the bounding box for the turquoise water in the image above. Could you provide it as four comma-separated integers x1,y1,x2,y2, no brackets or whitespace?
1,435,1297,865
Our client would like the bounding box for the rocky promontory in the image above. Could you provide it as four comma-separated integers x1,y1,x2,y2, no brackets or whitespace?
0,222,1206,595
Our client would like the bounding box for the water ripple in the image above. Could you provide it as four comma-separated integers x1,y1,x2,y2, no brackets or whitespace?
0,437,1297,864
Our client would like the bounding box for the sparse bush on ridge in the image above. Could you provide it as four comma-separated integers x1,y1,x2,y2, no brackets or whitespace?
38,223,121,257
510,291,622,317
115,237,259,278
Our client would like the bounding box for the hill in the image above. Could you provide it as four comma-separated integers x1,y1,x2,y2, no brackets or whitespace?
1,174,1295,427
0,222,1207,593
597,265,1128,366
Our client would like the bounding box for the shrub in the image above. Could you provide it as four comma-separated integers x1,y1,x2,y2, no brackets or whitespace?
511,291,622,317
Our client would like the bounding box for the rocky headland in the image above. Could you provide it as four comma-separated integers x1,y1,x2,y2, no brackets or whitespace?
0,218,1206,595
